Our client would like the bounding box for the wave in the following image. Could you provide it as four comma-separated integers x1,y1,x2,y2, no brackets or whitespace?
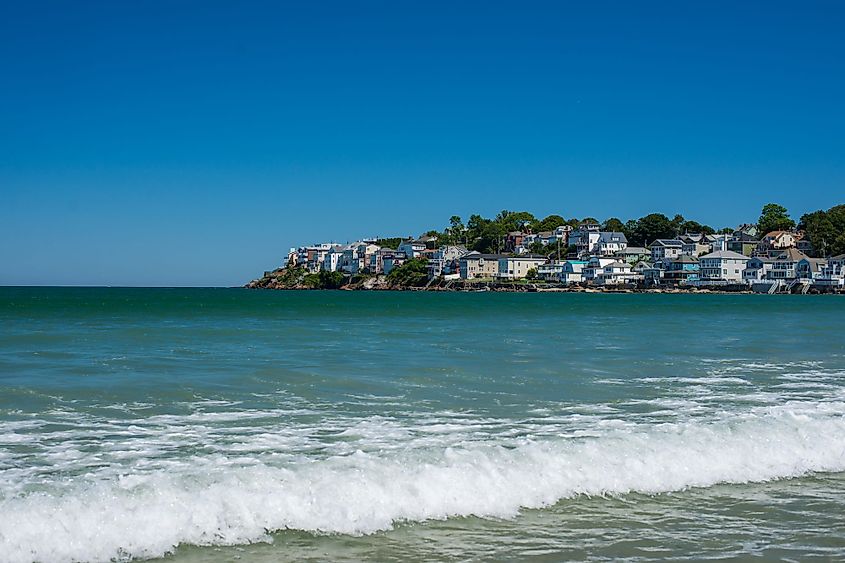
1,403,844,563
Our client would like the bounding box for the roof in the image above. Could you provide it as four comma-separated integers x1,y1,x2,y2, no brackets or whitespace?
700,250,750,260
598,231,628,244
670,254,700,264
831,254,845,260
651,239,683,248
605,261,629,268
502,254,548,261
772,247,810,262
764,230,793,239
618,246,648,254
463,253,507,260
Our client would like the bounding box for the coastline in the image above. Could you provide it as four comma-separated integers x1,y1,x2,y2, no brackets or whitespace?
244,271,845,294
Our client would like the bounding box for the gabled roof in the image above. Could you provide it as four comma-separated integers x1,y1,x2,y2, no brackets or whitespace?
651,239,683,248
617,246,648,254
772,247,809,262
598,231,628,244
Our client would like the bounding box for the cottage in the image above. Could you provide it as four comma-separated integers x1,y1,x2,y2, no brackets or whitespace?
758,231,797,254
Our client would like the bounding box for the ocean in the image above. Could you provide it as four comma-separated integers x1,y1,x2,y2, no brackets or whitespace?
1,287,844,562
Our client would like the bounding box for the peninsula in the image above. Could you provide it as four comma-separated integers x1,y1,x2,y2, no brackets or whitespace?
248,203,845,294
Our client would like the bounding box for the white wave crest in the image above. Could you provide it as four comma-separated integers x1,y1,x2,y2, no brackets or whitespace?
1,404,844,563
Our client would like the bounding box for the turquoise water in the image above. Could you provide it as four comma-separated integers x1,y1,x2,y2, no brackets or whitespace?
1,288,844,561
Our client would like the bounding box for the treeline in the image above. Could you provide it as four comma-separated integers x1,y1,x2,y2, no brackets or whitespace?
428,210,727,254
419,203,844,257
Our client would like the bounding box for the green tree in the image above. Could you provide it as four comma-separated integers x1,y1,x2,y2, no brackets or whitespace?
629,213,675,246
534,214,566,232
757,203,795,234
386,258,430,287
602,217,625,232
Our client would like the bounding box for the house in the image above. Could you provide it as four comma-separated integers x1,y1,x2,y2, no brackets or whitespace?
649,239,683,262
816,254,845,287
595,260,640,285
397,239,427,259
322,244,345,272
497,255,548,280
339,242,380,274
505,231,528,253
698,250,750,284
642,260,666,285
427,245,469,277
539,260,588,283
767,247,811,281
460,253,506,279
369,248,403,274
742,256,775,285
680,235,711,257
596,232,629,256
614,247,650,264
758,231,797,254
727,232,759,257
663,255,700,284
582,257,617,283
574,221,602,257
795,256,827,281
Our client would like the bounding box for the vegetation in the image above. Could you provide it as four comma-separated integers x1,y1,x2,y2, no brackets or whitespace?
758,203,796,234
303,270,345,289
386,258,429,287
376,237,403,250
799,204,845,257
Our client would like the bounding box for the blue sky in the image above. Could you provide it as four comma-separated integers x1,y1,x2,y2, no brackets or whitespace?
2,1,844,286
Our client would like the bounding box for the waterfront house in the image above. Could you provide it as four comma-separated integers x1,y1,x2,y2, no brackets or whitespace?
382,254,405,275
742,256,775,285
699,250,750,284
595,260,639,285
767,247,810,281
817,254,845,287
649,239,683,262
795,256,827,281
497,255,548,280
663,255,700,284
582,257,616,283
460,253,505,279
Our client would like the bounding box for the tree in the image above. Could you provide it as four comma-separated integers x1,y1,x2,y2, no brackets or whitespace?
526,268,539,280
758,203,795,235
533,214,566,232
800,210,835,256
386,258,429,287
602,217,625,232
629,213,675,247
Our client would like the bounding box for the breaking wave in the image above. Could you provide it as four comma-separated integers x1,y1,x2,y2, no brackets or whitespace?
1,401,844,563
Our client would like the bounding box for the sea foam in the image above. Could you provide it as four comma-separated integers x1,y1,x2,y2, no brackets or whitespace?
1,402,844,563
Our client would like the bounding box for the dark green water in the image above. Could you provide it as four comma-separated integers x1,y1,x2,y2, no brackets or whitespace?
1,288,844,561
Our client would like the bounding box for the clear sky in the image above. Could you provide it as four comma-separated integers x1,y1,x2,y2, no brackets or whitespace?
2,1,844,286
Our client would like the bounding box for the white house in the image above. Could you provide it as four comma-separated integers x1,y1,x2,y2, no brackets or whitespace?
596,232,629,256
742,256,775,285
698,250,750,284
816,254,845,287
582,257,616,283
497,255,548,280
649,239,683,262
427,245,469,277
595,261,639,285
